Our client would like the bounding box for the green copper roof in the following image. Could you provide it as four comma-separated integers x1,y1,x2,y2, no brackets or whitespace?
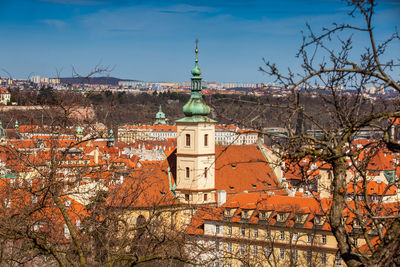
176,116,216,123
15,120,19,134
108,129,115,142
179,40,213,122
76,125,83,135
155,105,168,125
0,122,6,138
156,105,166,119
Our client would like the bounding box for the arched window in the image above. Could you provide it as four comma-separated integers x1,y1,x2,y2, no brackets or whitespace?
186,167,190,178
185,134,190,146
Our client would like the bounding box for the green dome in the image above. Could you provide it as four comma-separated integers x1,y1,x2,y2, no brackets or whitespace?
183,98,210,117
191,65,202,76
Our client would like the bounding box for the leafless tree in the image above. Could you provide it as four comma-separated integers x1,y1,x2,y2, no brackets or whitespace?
257,0,400,266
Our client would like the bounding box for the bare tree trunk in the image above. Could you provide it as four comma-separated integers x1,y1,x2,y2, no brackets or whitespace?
330,157,364,267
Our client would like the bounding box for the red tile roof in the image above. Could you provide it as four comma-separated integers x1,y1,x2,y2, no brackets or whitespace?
0,88,9,94
187,192,399,240
347,181,397,196
214,145,282,195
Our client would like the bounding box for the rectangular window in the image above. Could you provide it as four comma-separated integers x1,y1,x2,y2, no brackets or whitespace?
279,248,285,260
185,194,189,201
253,245,258,257
307,251,312,263
254,229,258,238
265,247,272,258
293,249,298,261
204,194,208,201
204,134,208,146
204,167,208,178
336,254,342,265
307,234,312,243
185,134,190,146
228,226,232,235
216,225,220,234
228,243,232,253
293,233,298,241
241,227,245,237
186,167,190,178
266,230,271,239
280,231,285,240
240,244,245,255
321,252,327,264
322,234,327,244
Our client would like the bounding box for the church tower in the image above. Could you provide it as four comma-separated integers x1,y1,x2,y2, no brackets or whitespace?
154,105,168,125
175,41,216,205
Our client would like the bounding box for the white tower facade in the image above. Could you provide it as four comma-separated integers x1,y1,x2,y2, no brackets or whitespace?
175,41,216,204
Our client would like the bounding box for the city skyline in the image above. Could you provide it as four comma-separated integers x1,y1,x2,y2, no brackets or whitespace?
0,0,399,82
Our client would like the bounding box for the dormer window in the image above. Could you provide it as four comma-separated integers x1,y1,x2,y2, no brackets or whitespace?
295,215,303,223
315,215,322,225
260,211,272,220
225,208,232,217
259,211,265,219
242,210,248,218
278,213,285,222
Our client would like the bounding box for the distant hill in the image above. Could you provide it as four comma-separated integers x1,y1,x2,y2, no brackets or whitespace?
59,77,140,86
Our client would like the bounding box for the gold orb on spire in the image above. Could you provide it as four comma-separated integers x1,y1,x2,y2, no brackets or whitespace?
195,39,199,54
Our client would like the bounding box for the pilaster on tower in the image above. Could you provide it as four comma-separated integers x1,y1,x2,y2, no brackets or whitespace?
175,40,216,205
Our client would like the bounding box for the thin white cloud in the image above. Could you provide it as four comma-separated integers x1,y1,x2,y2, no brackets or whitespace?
76,2,354,39
41,19,67,29
39,0,107,5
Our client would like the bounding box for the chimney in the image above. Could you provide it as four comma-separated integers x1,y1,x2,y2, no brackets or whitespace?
217,190,226,207
94,146,99,165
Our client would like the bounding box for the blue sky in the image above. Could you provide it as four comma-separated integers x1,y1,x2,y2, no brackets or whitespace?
0,0,398,82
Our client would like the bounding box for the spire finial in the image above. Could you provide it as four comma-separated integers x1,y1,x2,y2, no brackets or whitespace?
191,39,202,76
195,39,199,63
